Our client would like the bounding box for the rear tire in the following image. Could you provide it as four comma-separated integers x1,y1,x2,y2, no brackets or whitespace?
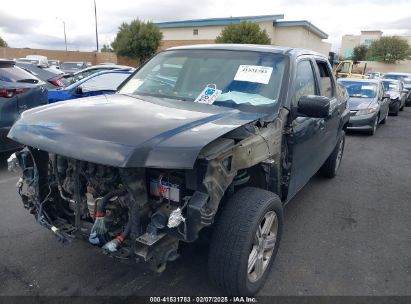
208,187,283,296
318,132,345,178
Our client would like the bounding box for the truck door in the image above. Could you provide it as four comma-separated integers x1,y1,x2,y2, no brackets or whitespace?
287,58,324,199
312,59,339,163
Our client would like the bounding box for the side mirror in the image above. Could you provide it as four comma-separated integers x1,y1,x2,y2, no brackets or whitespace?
383,93,390,99
298,95,330,118
75,86,83,95
401,89,409,94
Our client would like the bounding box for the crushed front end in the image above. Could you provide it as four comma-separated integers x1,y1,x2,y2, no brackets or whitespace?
8,148,213,272
8,108,287,272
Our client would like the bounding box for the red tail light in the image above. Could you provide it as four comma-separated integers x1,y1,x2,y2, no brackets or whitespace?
0,88,29,98
50,77,65,87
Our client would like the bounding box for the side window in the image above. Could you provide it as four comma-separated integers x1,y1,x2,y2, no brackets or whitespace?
339,62,350,73
81,73,129,92
315,60,334,98
293,60,317,106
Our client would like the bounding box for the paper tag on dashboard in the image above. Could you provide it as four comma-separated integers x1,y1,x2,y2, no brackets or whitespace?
194,86,222,104
234,65,273,84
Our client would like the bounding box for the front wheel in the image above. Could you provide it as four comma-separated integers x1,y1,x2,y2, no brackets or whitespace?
391,102,400,116
318,132,345,178
380,111,388,124
208,187,283,296
368,115,379,136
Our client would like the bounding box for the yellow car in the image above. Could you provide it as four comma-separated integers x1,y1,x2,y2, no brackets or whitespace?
335,60,369,79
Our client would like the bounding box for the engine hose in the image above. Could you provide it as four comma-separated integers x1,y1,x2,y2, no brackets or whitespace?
95,188,127,216
73,161,82,237
117,213,132,242
53,154,75,204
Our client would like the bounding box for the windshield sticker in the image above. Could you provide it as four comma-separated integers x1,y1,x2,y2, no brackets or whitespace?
361,85,374,90
194,85,222,105
234,65,273,84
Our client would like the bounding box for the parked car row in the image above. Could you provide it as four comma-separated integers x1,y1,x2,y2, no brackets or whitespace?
337,72,411,136
1,58,134,152
13,55,126,75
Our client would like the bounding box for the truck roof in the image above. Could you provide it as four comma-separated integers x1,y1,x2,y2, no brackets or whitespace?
167,44,326,58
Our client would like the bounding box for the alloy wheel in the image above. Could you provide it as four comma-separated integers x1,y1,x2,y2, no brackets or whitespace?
247,211,278,283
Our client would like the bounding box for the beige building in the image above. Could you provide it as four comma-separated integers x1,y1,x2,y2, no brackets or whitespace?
156,14,332,55
340,30,384,59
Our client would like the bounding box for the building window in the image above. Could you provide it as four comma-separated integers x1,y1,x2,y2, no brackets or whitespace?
193,29,198,36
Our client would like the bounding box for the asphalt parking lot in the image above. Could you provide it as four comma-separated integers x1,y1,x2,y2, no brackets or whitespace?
0,109,410,297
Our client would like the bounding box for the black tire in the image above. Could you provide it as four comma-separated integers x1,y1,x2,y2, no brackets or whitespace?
318,132,345,178
391,102,400,116
368,115,379,136
380,112,387,124
208,187,283,296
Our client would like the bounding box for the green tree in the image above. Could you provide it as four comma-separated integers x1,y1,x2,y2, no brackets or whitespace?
215,21,271,45
352,44,368,61
111,19,163,63
101,44,113,52
367,36,411,63
0,36,8,47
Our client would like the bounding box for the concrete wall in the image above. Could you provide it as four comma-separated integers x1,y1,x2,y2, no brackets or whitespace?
161,21,275,42
160,39,215,50
161,26,223,40
360,30,382,46
274,26,331,55
0,47,139,67
366,60,411,73
160,22,331,55
340,35,361,58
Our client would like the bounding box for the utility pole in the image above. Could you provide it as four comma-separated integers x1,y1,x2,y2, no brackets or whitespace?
94,0,99,52
56,17,67,51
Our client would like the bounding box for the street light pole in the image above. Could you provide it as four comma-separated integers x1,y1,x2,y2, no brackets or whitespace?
94,0,99,52
56,17,67,51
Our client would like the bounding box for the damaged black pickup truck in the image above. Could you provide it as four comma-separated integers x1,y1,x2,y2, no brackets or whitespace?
7,45,349,296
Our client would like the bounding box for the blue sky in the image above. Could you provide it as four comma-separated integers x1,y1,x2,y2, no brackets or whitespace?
1,0,410,52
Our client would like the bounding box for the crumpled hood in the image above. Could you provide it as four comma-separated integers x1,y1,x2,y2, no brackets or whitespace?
386,90,400,100
8,94,265,168
348,97,374,110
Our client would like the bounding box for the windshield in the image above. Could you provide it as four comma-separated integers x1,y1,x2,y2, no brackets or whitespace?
382,80,399,91
119,50,287,112
340,81,377,98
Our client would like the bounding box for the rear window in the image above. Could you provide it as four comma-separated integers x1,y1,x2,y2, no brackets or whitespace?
0,65,39,83
62,62,84,69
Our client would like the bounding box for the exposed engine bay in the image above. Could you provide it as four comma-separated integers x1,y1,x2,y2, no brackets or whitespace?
8,109,288,272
